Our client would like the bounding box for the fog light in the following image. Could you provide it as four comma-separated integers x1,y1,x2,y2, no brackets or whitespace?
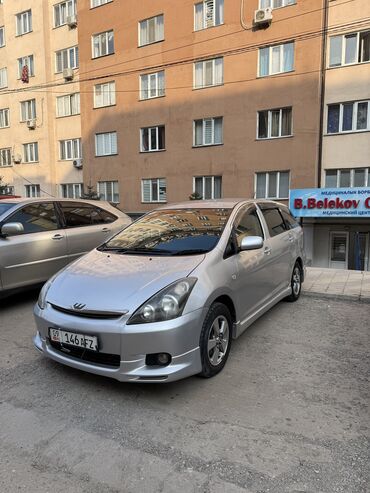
146,353,172,366
157,353,170,365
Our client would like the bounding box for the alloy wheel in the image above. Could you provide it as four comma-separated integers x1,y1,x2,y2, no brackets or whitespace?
292,266,301,296
207,315,230,367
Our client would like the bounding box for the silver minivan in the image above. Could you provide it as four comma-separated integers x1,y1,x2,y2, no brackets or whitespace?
0,198,131,297
34,199,305,383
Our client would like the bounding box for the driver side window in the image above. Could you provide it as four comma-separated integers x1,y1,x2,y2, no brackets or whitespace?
234,207,264,249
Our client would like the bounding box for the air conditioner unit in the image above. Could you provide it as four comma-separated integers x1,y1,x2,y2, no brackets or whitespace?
73,158,83,169
27,118,36,129
254,8,273,26
67,14,77,27
13,154,22,164
63,68,74,81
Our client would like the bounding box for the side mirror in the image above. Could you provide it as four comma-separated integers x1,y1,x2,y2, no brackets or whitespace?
1,222,24,236
240,236,264,251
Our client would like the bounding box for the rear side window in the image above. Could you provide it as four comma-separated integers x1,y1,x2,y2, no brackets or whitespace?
96,207,117,224
7,203,58,234
280,208,299,230
261,208,286,237
60,202,116,228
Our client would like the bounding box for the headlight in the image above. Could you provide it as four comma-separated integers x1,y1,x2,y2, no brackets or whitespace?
37,278,53,310
127,278,197,325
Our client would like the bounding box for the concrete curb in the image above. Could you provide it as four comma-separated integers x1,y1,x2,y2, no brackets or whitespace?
302,290,370,304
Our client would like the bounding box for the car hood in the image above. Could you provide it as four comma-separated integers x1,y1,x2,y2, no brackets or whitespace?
47,249,205,313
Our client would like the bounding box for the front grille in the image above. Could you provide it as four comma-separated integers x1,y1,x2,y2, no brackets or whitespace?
50,304,123,320
50,340,121,368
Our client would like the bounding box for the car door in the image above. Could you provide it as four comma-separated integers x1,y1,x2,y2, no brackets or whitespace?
259,206,291,293
0,201,68,290
228,205,275,324
58,201,117,261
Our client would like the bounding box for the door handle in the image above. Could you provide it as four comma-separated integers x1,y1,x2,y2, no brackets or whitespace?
52,234,64,240
288,234,294,242
102,227,111,233
264,246,272,256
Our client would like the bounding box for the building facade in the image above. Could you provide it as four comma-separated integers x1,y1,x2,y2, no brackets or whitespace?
77,0,324,211
300,0,370,270
0,0,82,198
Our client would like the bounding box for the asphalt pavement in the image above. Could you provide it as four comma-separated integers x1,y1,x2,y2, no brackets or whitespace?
0,291,369,492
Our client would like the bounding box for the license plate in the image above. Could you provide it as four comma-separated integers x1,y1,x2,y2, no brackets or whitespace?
49,328,98,352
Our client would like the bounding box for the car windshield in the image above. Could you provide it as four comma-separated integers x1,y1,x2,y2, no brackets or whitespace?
99,208,232,255
0,203,15,216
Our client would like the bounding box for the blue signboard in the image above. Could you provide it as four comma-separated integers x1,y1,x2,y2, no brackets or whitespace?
289,187,370,218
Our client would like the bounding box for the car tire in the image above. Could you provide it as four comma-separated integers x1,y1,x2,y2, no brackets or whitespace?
198,302,232,378
285,261,302,302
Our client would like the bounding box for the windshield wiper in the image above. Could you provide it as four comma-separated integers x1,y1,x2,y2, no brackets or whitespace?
98,245,173,255
171,249,208,256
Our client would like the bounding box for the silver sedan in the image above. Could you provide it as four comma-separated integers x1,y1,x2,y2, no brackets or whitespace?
33,199,305,383
0,198,131,297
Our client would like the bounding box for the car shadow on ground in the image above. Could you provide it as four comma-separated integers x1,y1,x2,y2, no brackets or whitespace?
0,288,40,310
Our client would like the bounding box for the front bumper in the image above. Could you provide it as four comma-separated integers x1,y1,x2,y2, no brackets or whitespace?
33,304,205,383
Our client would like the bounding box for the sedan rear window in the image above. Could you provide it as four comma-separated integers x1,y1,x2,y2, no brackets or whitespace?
99,208,232,255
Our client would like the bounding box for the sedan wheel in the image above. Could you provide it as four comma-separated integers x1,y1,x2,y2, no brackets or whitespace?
199,303,232,378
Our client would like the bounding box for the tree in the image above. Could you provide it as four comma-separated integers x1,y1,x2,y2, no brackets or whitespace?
189,191,202,200
81,184,100,200
0,176,13,196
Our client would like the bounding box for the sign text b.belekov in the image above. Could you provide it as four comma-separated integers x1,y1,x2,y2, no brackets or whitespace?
289,188,370,218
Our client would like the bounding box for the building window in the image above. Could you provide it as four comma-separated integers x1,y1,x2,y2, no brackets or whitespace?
0,67,7,88
95,132,117,156
329,30,370,67
16,10,32,36
61,183,83,198
54,0,76,28
0,148,12,167
140,71,165,100
140,126,165,152
194,117,223,146
257,107,292,139
97,181,119,202
0,108,9,128
17,55,34,78
327,101,369,134
259,0,296,8
94,81,116,108
23,142,39,163
92,30,114,58
60,138,81,160
325,168,369,188
0,26,5,47
194,57,223,89
91,0,112,7
56,93,80,117
194,176,222,200
255,171,290,199
25,184,40,198
20,99,36,121
259,42,294,77
194,0,224,31
139,14,164,46
142,178,167,203
55,46,79,73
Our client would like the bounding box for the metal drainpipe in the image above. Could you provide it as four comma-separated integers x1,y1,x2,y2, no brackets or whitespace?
317,0,329,188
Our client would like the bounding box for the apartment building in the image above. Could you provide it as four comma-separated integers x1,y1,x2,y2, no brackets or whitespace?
297,0,370,270
77,0,324,211
0,0,82,199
